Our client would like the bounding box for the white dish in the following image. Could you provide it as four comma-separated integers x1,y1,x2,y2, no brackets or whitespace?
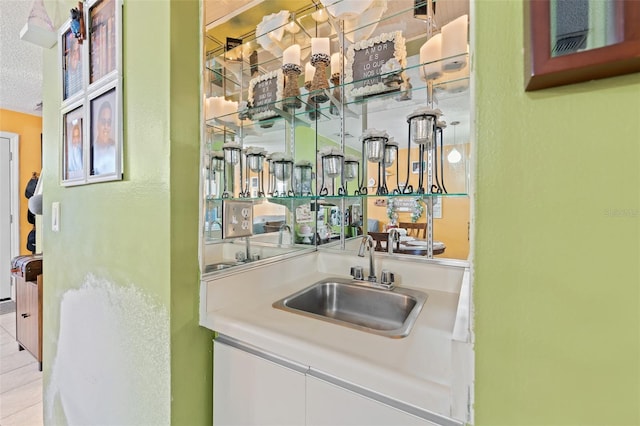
406,240,429,247
400,244,428,251
405,241,446,250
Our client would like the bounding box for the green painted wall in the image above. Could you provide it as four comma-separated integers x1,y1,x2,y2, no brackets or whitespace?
168,0,215,424
41,0,212,424
474,1,640,424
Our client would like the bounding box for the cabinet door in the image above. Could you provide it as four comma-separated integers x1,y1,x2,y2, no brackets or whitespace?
16,277,29,347
213,340,306,426
306,376,439,426
16,277,41,364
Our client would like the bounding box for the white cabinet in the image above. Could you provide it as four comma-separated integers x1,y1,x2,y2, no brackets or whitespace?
306,375,438,426
213,340,306,426
214,337,457,426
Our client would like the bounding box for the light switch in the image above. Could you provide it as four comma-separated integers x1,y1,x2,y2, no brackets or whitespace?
52,202,60,232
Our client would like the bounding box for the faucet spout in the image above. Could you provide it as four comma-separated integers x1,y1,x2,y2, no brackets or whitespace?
387,228,400,254
358,235,377,282
278,224,292,246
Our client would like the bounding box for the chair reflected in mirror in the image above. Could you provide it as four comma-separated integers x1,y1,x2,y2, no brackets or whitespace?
399,222,427,239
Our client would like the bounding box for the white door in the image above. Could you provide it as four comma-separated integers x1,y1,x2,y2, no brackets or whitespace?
0,137,12,300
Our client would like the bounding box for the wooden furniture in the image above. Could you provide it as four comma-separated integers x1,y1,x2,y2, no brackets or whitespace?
15,274,43,371
369,231,445,256
368,232,398,252
399,222,427,239
263,220,284,233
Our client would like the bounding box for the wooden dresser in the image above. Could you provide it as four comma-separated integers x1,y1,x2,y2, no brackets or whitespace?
12,255,43,371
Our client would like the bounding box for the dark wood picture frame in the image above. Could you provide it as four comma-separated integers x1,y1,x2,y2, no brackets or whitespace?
524,0,640,91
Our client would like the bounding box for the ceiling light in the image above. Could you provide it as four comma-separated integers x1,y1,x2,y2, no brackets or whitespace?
447,121,462,164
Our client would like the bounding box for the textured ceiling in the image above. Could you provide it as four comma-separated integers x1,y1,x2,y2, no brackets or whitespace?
0,0,58,116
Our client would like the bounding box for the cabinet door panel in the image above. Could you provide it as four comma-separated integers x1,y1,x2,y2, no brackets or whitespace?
306,376,438,426
16,277,28,345
213,341,306,426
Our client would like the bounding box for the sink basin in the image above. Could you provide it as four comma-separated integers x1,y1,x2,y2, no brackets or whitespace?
204,262,239,273
273,278,428,338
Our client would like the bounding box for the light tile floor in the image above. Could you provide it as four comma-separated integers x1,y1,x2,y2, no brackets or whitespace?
0,312,43,426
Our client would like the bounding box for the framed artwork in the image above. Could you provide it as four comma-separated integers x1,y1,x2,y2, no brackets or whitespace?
88,0,119,86
59,0,122,185
61,23,84,102
411,161,427,174
250,177,259,198
524,0,640,91
344,31,407,98
248,69,284,120
89,83,121,180
61,102,85,184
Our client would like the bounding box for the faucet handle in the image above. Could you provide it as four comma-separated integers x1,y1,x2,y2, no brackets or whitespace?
350,266,364,281
235,251,247,262
380,269,395,287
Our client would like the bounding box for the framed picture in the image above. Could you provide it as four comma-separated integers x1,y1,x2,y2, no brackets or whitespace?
248,69,284,120
250,177,259,198
89,82,122,180
344,31,407,98
411,161,427,174
58,0,122,186
60,23,84,102
61,102,85,184
88,0,120,86
524,0,640,91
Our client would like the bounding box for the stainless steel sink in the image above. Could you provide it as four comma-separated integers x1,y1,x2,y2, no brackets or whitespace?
204,262,239,273
272,278,428,338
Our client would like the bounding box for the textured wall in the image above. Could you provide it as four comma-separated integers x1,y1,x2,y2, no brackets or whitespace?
474,0,640,424
41,0,211,424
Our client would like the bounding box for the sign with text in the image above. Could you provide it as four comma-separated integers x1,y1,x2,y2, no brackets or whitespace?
345,31,406,98
248,70,283,120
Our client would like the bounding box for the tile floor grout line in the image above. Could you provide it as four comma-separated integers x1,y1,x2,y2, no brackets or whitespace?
0,376,43,396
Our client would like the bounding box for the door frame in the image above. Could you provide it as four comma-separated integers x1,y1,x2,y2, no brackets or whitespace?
1,131,20,298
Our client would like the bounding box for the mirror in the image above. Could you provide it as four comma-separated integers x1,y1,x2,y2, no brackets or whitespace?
201,0,471,274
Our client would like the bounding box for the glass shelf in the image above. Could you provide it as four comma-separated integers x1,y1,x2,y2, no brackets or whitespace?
206,54,469,128
204,192,468,203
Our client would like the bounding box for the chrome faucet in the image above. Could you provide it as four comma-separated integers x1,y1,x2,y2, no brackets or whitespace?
278,224,292,246
358,235,377,282
235,236,259,263
387,228,401,254
245,236,251,261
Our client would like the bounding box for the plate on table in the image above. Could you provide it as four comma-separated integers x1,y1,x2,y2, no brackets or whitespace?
405,240,429,247
405,241,446,250
400,244,429,251
399,236,414,243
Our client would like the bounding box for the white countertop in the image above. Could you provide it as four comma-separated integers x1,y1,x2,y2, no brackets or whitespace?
200,249,471,422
